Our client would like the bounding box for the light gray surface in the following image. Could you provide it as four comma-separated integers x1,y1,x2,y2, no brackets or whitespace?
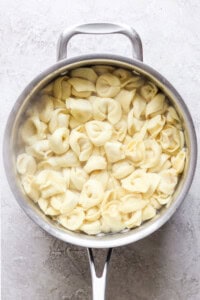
1,0,200,299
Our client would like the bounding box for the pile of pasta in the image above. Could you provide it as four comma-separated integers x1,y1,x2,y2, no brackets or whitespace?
16,65,187,235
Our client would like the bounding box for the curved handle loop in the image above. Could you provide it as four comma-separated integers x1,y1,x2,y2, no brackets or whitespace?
57,23,143,61
87,248,113,300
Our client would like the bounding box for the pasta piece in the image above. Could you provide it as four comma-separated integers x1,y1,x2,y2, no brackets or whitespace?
38,198,60,216
20,116,47,145
166,106,181,124
149,153,171,173
113,68,132,84
62,168,73,189
58,207,85,231
140,81,158,101
112,159,135,179
53,76,71,100
52,97,66,109
153,190,172,205
120,194,147,213
131,123,148,142
48,128,69,154
81,220,101,235
113,117,127,141
49,108,70,133
21,175,40,202
40,82,53,95
69,116,82,129
121,170,150,193
104,141,125,163
85,120,112,146
142,173,160,198
114,89,135,113
34,170,66,198
60,150,79,167
171,149,186,174
101,200,124,232
70,67,98,83
38,150,79,170
51,190,79,214
127,111,144,135
146,115,165,137
16,153,37,175
142,204,156,221
69,127,93,161
106,175,120,190
146,93,167,118
80,179,104,209
96,73,121,98
92,65,115,75
37,95,54,123
90,170,109,189
92,146,106,156
38,198,49,213
45,207,60,216
121,75,145,90
141,139,162,169
68,78,96,98
92,97,122,124
85,206,101,222
26,140,52,160
150,198,162,210
124,135,133,145
70,167,89,191
159,125,184,154
66,98,92,122
124,210,142,229
125,140,145,166
84,155,107,173
101,190,118,208
157,168,178,195
131,93,146,119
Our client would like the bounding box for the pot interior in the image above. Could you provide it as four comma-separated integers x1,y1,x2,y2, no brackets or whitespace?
4,56,197,248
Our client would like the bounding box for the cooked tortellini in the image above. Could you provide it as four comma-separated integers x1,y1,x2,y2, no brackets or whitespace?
70,67,98,83
96,73,121,98
17,66,187,235
17,153,37,175
80,179,104,209
48,108,69,133
69,126,93,161
48,127,69,154
104,141,125,163
66,98,92,122
84,155,107,173
53,76,71,100
68,77,96,98
85,120,113,146
20,116,47,145
115,89,136,113
91,96,122,124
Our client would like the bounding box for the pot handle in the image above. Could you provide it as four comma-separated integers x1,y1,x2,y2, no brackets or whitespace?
87,248,113,300
57,23,143,61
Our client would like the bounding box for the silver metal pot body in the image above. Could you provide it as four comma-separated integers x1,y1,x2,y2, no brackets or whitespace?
3,24,197,250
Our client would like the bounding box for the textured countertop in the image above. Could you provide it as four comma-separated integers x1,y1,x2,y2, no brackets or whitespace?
1,0,200,299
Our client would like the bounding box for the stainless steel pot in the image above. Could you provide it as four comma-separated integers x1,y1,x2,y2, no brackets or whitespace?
3,23,197,300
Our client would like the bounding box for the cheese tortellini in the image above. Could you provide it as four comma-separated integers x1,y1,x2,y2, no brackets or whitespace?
16,66,187,235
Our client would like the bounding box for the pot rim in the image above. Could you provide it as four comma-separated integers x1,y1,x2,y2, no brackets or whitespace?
3,54,197,248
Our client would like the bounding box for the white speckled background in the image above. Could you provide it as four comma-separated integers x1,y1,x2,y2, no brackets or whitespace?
1,0,200,299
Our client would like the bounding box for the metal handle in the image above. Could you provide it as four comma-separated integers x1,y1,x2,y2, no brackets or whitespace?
57,23,143,61
87,248,113,300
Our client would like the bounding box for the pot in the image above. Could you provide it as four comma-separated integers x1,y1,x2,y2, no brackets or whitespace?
3,23,197,300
